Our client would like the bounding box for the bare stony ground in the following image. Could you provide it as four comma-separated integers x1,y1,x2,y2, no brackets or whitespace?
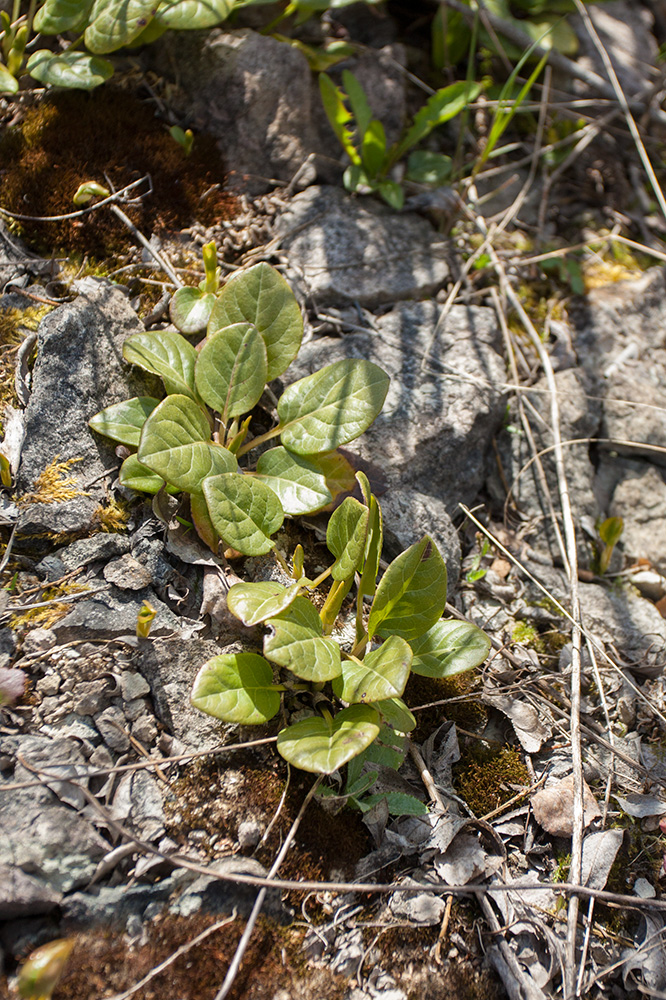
4,2,666,998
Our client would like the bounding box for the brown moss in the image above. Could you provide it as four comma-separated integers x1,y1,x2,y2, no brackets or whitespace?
454,747,529,817
19,456,88,506
403,671,487,743
0,87,237,258
91,497,131,533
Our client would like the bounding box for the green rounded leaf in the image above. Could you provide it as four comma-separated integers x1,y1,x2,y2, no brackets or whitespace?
326,496,369,581
195,322,267,420
406,150,452,185
409,620,490,678
368,536,447,641
332,635,412,704
27,49,114,89
264,596,341,681
360,792,428,817
279,359,389,456
84,0,157,53
138,395,236,492
202,473,283,556
209,263,303,380
170,287,217,334
227,580,301,626
254,446,332,515
191,652,280,725
376,697,416,733
34,0,94,33
277,705,381,774
154,0,234,28
123,329,199,400
0,63,19,94
119,453,176,495
89,396,159,447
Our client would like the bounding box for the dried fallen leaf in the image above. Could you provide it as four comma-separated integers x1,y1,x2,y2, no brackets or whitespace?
531,775,601,837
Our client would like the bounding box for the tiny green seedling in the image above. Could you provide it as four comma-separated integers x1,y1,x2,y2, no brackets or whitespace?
90,259,389,558
191,473,491,777
592,516,624,576
319,70,482,208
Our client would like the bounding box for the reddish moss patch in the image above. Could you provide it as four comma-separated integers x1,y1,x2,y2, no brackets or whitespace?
0,87,237,257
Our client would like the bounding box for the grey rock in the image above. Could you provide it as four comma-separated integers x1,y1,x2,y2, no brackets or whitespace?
138,638,239,749
53,585,180,641
571,1,658,98
34,555,67,580
72,677,115,716
607,460,666,574
380,488,461,594
169,856,286,921
21,627,57,656
284,299,505,516
104,554,154,590
276,186,449,308
35,672,61,697
0,222,49,290
16,279,158,538
131,714,158,745
49,713,103,745
0,627,17,660
111,770,165,840
94,705,130,752
237,818,263,851
56,533,130,572
61,876,179,929
0,864,62,919
124,697,148,721
119,671,151,702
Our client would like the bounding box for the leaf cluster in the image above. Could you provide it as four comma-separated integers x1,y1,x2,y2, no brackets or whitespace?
319,70,482,209
192,472,491,776
90,257,389,558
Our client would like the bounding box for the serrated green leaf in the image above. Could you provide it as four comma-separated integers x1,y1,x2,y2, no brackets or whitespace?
138,395,236,492
368,536,447,641
170,287,217,334
119,453,176,495
0,62,18,93
191,652,280,724
202,473,283,556
123,329,199,400
409,620,490,678
89,396,159,446
34,0,95,33
277,705,381,774
332,635,412,704
227,580,302,626
26,49,114,89
359,792,428,816
195,322,267,421
264,596,341,681
154,0,234,29
84,0,157,53
326,496,369,581
376,697,416,733
319,72,361,166
279,359,389,456
208,263,302,380
254,446,332,515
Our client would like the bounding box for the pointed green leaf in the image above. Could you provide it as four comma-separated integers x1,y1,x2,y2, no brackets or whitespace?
326,496,369,581
361,119,387,178
89,396,159,447
376,697,416,733
254,446,332,515
195,322,267,421
84,0,157,53
202,473,283,556
332,635,412,704
123,329,199,400
279,359,389,456
392,80,482,163
377,179,404,210
34,0,95,33
341,69,373,142
191,652,280,725
170,287,217,334
209,263,303,380
26,49,114,89
264,596,341,681
138,395,236,492
154,0,234,29
119,453,175,495
227,580,302,626
277,705,381,774
368,536,447,641
0,63,18,93
409,620,490,678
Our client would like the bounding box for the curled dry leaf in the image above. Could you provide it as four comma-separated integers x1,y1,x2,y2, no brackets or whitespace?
482,690,551,753
531,775,601,838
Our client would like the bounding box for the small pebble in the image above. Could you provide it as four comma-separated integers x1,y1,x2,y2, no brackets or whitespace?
22,628,57,656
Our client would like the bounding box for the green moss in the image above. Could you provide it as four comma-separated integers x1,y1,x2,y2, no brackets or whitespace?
455,747,529,816
512,620,543,650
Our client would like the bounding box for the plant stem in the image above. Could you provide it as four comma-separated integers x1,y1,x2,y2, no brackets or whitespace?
235,423,283,457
